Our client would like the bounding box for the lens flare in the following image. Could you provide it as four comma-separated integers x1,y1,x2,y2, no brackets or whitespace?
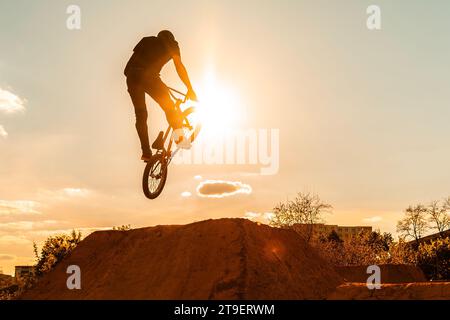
190,72,243,139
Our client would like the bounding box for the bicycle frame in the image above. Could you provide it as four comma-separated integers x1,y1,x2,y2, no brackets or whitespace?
155,87,191,164
142,87,200,199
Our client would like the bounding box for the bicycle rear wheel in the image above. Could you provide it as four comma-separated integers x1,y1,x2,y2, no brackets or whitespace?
142,154,168,199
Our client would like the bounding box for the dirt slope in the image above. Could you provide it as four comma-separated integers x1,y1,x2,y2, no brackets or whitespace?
328,282,450,300
336,264,427,284
21,218,343,300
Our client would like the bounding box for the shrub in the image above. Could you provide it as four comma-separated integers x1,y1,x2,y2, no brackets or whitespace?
385,239,418,265
112,224,132,231
417,237,450,280
1,230,83,300
314,230,414,266
33,230,82,277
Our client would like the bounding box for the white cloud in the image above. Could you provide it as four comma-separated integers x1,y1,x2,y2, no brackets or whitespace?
244,212,260,219
62,188,90,197
0,221,34,231
363,216,383,223
37,188,91,202
0,235,31,245
181,191,192,198
0,125,7,138
0,88,26,114
0,220,62,232
197,180,252,198
0,224,108,249
244,211,274,224
194,175,202,180
0,200,41,216
28,226,110,238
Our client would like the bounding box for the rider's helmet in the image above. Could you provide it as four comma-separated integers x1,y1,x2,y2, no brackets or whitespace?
157,30,176,43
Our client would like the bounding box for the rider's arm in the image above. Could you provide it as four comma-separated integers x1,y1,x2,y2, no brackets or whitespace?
173,55,197,101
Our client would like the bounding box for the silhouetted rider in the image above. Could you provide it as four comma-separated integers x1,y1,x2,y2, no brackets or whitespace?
125,30,197,161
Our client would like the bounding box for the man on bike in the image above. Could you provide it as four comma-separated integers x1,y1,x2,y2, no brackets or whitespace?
124,30,197,162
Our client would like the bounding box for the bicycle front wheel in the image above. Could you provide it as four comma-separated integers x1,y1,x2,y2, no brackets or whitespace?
142,154,168,199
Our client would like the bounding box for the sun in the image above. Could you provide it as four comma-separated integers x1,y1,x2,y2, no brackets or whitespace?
188,72,243,138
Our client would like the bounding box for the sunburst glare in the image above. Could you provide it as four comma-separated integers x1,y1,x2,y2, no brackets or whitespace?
189,70,244,139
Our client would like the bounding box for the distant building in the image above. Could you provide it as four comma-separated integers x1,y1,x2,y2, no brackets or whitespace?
409,229,450,245
292,223,372,241
14,266,35,280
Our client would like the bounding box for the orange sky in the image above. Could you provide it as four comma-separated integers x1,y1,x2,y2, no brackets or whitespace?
1,0,450,275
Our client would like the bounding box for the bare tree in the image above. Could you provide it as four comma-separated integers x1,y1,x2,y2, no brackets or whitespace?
270,192,332,241
444,196,450,210
397,204,429,242
428,198,450,234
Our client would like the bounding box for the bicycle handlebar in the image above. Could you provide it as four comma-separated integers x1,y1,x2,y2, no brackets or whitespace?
167,87,189,104
168,87,187,97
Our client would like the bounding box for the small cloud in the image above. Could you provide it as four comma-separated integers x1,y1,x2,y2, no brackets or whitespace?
0,88,26,114
181,191,192,198
0,220,63,232
36,188,92,202
244,211,274,224
0,254,16,261
0,235,31,245
0,221,34,231
197,180,252,198
363,216,383,223
194,175,202,180
28,226,110,238
244,212,260,219
62,188,90,197
0,125,7,138
0,200,41,216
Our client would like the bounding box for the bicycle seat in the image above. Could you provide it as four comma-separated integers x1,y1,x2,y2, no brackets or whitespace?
152,131,164,150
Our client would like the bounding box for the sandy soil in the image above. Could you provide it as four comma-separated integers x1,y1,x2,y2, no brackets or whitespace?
336,264,427,283
328,282,450,300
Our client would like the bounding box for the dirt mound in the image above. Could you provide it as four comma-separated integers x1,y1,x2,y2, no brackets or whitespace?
336,264,427,284
20,218,343,300
328,282,450,300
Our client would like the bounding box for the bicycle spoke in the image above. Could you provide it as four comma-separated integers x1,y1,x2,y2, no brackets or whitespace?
148,159,165,193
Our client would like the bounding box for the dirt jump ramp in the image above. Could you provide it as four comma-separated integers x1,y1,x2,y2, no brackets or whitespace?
20,218,343,300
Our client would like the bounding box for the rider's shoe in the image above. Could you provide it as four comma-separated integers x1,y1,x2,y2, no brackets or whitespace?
152,131,164,150
173,129,192,150
176,136,192,149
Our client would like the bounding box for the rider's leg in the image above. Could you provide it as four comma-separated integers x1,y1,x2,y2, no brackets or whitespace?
146,77,191,149
126,75,152,160
145,77,183,129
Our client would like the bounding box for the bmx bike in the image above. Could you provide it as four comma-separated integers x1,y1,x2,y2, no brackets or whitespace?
142,87,201,199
